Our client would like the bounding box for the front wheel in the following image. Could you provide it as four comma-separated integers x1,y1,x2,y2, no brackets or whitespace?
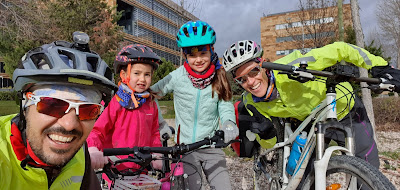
253,117,284,190
301,155,395,190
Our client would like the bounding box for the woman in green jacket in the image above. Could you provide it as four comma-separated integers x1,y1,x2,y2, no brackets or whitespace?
222,40,399,169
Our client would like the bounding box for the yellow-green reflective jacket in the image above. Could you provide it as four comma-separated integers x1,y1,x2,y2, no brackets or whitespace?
0,114,87,189
243,42,388,148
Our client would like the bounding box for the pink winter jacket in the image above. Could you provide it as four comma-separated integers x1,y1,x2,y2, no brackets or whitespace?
87,95,162,171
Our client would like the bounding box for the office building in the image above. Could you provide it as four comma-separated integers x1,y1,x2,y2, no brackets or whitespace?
106,0,198,65
260,3,352,61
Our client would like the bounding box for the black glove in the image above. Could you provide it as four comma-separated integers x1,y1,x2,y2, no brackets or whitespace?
245,104,277,139
371,65,400,93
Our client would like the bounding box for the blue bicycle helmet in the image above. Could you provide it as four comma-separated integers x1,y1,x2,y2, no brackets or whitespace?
176,20,216,48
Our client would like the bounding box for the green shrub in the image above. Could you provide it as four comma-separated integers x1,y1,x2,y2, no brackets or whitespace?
0,91,18,101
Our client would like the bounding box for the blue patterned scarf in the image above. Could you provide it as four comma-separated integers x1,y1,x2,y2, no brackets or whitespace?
116,83,150,109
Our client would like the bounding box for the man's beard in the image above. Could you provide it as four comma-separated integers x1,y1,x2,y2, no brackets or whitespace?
26,119,83,166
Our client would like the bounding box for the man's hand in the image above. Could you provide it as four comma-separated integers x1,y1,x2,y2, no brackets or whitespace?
246,104,276,139
221,120,239,143
88,147,108,170
371,65,400,92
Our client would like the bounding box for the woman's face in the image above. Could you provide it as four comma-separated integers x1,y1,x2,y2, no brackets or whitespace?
235,61,269,98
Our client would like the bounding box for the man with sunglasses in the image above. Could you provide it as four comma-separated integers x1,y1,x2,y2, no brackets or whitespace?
0,33,117,189
223,40,400,171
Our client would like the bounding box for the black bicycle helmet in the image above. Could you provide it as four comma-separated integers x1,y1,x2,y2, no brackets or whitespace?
114,44,162,73
13,34,117,103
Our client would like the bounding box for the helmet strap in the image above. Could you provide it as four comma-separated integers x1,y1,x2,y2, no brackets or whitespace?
119,63,139,108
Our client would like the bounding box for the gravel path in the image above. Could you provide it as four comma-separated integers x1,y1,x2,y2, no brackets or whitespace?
165,119,400,189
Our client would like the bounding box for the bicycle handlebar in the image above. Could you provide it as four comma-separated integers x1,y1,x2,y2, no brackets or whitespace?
103,130,236,157
261,62,384,85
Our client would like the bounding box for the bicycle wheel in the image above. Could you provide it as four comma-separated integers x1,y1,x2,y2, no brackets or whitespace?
301,155,395,190
253,117,284,190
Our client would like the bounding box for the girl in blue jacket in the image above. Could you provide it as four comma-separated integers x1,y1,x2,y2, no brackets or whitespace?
151,20,238,190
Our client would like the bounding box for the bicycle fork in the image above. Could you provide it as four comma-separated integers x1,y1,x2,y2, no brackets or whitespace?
313,91,356,190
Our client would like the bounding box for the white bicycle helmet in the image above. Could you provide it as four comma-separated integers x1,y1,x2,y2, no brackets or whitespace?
222,40,263,73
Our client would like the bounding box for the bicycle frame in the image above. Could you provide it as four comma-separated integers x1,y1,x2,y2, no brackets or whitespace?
259,82,357,189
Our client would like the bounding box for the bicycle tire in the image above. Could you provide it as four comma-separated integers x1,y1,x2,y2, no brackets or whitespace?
253,117,285,190
301,155,396,190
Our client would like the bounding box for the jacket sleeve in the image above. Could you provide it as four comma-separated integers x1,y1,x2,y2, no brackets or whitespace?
217,99,236,125
151,101,162,147
86,97,119,150
299,42,388,70
150,72,175,97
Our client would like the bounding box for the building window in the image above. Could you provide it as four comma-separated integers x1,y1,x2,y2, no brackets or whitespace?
275,17,335,30
276,48,313,56
276,31,335,43
0,62,5,73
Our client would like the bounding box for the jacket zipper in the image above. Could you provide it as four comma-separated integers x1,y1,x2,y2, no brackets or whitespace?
192,89,201,143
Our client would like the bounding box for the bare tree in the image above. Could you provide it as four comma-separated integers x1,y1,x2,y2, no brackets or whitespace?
178,0,201,16
351,0,377,140
377,0,400,68
276,0,339,53
0,0,54,42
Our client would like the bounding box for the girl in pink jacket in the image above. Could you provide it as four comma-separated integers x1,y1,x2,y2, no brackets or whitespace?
87,44,163,173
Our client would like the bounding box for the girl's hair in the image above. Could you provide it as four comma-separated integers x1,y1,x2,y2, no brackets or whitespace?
212,68,232,101
119,64,157,101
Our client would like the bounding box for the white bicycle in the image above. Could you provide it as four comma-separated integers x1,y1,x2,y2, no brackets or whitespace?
249,62,396,190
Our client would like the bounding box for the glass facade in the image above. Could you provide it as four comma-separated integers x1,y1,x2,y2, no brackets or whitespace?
117,0,192,65
0,62,13,88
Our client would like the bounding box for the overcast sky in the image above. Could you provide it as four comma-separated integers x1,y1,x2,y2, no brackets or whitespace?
172,0,381,56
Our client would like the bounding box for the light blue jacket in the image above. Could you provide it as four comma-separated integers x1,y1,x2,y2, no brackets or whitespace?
151,66,235,144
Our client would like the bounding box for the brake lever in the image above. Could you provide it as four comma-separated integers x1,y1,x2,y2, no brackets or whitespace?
213,139,242,148
278,71,314,83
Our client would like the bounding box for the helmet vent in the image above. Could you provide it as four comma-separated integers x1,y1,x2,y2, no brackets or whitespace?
202,25,207,36
240,49,244,56
227,56,232,62
120,52,130,56
87,57,98,72
232,49,237,57
183,27,190,37
31,53,51,70
212,31,216,36
105,67,113,81
58,50,76,68
239,42,244,46
230,44,235,48
193,26,197,35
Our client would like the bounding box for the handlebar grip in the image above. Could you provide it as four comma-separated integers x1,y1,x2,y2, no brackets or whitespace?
169,126,175,135
354,77,381,84
103,148,134,156
261,62,295,72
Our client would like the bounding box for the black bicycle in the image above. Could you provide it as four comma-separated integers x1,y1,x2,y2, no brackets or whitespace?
100,130,239,190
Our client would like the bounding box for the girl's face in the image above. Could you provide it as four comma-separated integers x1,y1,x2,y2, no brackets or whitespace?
235,61,269,98
121,63,153,93
186,50,211,73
